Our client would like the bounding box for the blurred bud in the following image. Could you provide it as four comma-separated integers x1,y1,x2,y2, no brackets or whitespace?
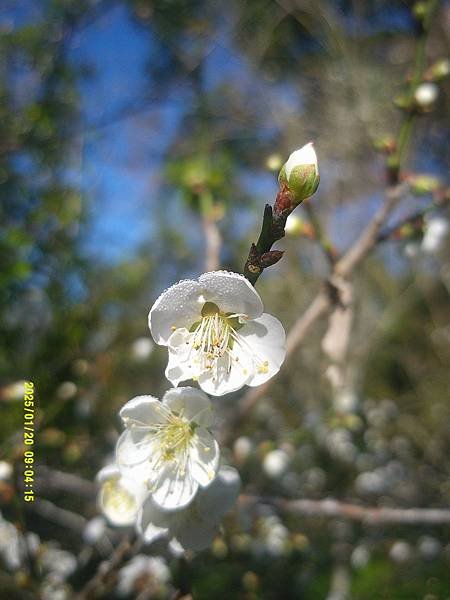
389,540,412,563
1,381,25,402
373,135,397,154
422,216,448,253
412,1,427,21
417,536,441,560
0,461,13,481
83,517,107,545
130,336,154,361
233,436,253,464
72,358,89,376
427,58,450,82
393,93,412,111
242,571,259,591
278,143,320,205
284,213,303,236
41,428,66,447
406,173,440,195
212,537,228,558
56,381,77,400
265,153,283,171
263,449,290,479
351,545,370,568
414,82,439,110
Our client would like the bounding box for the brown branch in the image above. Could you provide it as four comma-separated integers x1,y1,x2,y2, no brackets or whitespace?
222,183,407,439
241,495,450,525
29,497,88,531
202,213,222,272
75,533,141,600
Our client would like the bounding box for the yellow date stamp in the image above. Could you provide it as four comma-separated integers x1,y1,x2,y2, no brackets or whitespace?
23,381,35,502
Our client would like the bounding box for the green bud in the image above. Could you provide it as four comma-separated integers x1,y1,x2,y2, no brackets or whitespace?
278,143,320,205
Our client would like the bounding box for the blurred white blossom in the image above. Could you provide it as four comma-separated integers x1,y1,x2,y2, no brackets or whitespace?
414,82,439,108
117,555,171,596
131,336,154,360
97,464,148,526
138,466,241,552
263,449,290,479
0,460,13,481
422,216,448,253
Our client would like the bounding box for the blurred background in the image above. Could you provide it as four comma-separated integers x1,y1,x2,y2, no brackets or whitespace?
0,0,449,598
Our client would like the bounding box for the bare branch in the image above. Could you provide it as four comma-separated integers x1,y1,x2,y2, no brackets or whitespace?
225,183,407,435
29,498,88,531
75,534,141,600
241,495,450,525
202,213,222,272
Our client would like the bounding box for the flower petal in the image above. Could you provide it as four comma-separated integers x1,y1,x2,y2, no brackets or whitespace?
237,313,286,387
116,430,158,485
175,520,218,552
197,351,253,396
197,466,241,516
189,427,220,487
163,387,213,427
149,279,203,345
119,395,164,427
151,465,199,511
199,271,263,318
165,329,196,387
138,498,171,543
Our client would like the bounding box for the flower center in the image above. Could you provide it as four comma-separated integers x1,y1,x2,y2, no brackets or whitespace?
102,478,137,516
190,302,237,361
158,416,194,463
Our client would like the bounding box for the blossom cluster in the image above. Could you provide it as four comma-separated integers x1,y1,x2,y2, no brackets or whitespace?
97,145,319,552
98,271,288,550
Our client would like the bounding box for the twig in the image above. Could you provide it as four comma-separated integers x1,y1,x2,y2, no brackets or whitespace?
223,183,407,436
75,533,141,600
241,495,450,525
36,465,97,498
202,213,222,272
243,186,293,285
303,199,337,266
29,498,88,531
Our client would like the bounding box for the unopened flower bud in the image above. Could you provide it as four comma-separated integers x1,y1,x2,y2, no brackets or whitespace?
414,82,439,109
428,58,450,82
407,173,440,195
278,143,319,205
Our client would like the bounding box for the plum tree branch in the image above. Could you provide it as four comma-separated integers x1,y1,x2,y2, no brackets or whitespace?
223,183,408,436
240,495,450,525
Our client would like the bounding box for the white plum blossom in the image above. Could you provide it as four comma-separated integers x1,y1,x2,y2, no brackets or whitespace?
149,271,286,396
97,464,148,526
116,388,219,510
138,466,241,552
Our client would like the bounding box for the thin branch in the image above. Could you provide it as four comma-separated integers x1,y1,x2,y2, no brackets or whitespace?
29,498,88,531
36,465,97,498
75,534,141,600
202,214,222,272
241,495,450,525
224,183,407,435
